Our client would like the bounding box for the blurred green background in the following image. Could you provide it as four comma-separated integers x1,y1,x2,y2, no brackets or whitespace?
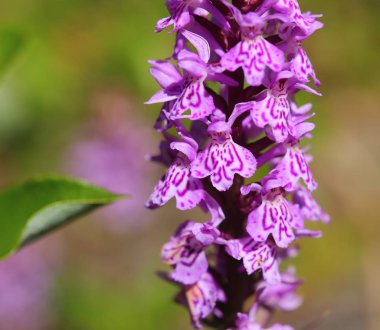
0,0,379,329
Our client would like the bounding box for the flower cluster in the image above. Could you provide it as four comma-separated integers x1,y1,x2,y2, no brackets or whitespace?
146,0,328,329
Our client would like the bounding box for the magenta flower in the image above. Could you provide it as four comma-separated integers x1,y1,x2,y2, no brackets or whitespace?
162,220,220,284
233,71,320,143
147,0,328,328
256,267,302,311
156,0,196,32
288,43,320,86
268,143,317,192
272,0,323,38
225,237,280,284
156,0,228,32
185,272,226,329
253,73,319,141
293,185,330,223
191,119,257,191
241,181,295,248
146,45,236,120
146,56,215,120
146,135,204,210
220,3,284,86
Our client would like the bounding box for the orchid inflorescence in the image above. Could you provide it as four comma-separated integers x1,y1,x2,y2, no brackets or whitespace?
146,0,329,329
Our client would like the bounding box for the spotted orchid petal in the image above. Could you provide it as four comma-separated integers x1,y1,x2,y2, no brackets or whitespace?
221,38,284,86
245,187,295,248
162,221,214,285
293,185,329,223
250,71,318,142
170,79,216,119
219,2,284,86
290,46,320,86
148,60,182,89
270,144,317,192
273,0,323,38
185,272,226,329
256,267,302,311
290,100,313,115
163,236,208,285
156,0,229,33
146,140,203,210
147,48,217,120
155,0,192,32
191,221,221,246
288,113,315,139
181,29,210,63
192,121,257,191
199,192,225,226
177,49,208,79
251,92,290,143
226,237,280,284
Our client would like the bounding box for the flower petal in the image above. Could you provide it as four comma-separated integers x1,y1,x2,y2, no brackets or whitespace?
170,80,215,120
246,194,295,248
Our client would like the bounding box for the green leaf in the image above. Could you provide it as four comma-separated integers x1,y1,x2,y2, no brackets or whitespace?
0,29,26,76
0,177,123,259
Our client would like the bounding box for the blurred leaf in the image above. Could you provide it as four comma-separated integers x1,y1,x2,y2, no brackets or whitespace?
0,177,123,259
0,29,25,77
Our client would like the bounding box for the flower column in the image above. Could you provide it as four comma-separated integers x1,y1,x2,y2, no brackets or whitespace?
146,0,328,329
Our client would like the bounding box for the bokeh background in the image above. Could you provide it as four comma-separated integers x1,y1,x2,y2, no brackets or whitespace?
0,0,379,329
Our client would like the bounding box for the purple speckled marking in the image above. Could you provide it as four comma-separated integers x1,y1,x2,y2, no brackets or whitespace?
147,154,203,210
185,272,225,328
170,80,215,120
226,238,280,283
252,86,291,142
221,36,284,86
162,223,212,285
192,134,256,191
275,146,317,192
247,192,295,248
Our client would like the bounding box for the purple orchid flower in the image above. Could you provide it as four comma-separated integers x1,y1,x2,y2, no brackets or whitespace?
191,116,257,191
232,71,320,143
256,267,303,311
241,181,295,248
293,185,330,223
146,134,204,210
288,43,320,86
146,33,237,120
271,0,323,38
145,52,216,120
267,143,317,192
220,2,284,86
185,272,226,329
162,220,219,284
156,0,228,33
225,237,280,284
